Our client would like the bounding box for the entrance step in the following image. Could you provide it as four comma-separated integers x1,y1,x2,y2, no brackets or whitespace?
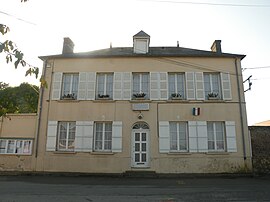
123,171,157,178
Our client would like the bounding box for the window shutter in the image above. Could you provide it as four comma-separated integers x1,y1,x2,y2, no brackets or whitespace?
112,121,122,152
160,72,168,100
75,121,94,152
221,73,232,100
46,121,58,151
150,72,159,100
195,72,205,100
122,72,132,100
197,121,208,152
185,72,195,100
188,121,198,152
51,72,62,100
86,72,96,100
113,72,122,100
77,72,87,100
159,121,170,153
225,121,237,152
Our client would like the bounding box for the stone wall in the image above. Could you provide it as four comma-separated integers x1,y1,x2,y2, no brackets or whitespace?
249,126,270,174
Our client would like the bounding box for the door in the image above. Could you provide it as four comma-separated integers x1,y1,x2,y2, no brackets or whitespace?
131,129,149,167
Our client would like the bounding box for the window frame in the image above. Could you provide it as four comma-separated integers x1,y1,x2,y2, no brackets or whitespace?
169,122,188,152
168,73,185,100
61,73,79,100
207,121,226,152
94,122,112,152
132,73,150,99
0,139,33,155
204,73,221,100
57,121,76,152
96,73,113,99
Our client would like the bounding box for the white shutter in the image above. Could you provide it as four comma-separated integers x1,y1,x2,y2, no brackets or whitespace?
46,121,58,151
195,72,205,100
112,121,122,152
188,121,198,152
113,72,122,100
86,72,96,100
77,72,87,100
160,72,168,100
185,72,195,100
51,72,62,100
225,121,237,152
159,121,170,153
197,121,208,152
150,72,159,100
221,73,232,100
75,121,94,152
122,72,132,100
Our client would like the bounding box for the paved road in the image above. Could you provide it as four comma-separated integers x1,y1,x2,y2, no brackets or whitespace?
0,175,270,202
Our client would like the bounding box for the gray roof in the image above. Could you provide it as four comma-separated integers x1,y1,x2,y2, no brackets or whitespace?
133,30,150,38
39,46,245,60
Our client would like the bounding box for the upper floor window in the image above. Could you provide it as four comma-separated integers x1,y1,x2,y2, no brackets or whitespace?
0,139,32,155
204,73,221,100
96,73,113,99
169,122,188,152
133,73,149,99
61,73,79,100
57,122,76,151
94,122,112,152
168,73,185,99
207,122,225,151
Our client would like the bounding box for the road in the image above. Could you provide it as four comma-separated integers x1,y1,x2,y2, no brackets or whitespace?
0,175,270,202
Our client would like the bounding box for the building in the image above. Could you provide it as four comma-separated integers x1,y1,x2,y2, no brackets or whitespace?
1,31,252,174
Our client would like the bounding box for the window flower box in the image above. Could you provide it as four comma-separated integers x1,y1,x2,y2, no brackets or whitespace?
133,92,146,99
62,93,76,100
171,93,182,100
98,94,110,99
208,92,219,100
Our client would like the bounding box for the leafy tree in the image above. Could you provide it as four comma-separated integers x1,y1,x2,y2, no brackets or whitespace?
0,0,46,85
0,82,9,90
0,83,39,116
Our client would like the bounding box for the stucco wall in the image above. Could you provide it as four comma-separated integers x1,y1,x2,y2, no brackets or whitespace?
249,126,270,174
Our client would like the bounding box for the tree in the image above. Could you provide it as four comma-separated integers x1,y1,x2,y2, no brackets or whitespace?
0,82,9,90
0,0,46,85
0,83,39,116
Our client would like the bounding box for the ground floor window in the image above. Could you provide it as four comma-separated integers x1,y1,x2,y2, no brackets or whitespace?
207,121,225,151
57,122,76,151
0,139,32,155
169,122,188,151
94,122,112,152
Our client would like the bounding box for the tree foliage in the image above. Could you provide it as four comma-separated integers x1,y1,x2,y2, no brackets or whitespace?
0,83,39,116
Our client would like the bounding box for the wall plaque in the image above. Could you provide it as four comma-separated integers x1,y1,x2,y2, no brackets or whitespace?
132,103,150,111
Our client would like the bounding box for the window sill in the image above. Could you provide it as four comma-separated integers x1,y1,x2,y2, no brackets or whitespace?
206,151,229,155
204,99,225,103
93,99,115,103
0,153,32,156
167,151,192,155
130,99,152,103
57,99,80,103
53,151,76,154
92,151,114,155
167,99,189,103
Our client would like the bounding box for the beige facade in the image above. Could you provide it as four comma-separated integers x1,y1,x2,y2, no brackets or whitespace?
0,31,252,174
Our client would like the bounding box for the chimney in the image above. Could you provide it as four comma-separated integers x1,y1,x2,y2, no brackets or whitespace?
211,40,222,53
62,37,74,54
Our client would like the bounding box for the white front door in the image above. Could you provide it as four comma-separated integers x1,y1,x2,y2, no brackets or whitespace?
131,129,149,167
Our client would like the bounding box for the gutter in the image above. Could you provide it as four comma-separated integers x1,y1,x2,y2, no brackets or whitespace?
34,60,47,158
235,58,246,160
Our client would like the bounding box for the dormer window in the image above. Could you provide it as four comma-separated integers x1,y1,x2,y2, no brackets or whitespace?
133,30,150,54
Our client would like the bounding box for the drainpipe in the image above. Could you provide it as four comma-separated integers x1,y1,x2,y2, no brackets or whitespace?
235,58,246,160
34,60,47,158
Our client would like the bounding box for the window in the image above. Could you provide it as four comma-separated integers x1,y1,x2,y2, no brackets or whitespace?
168,73,185,99
207,122,225,151
57,122,76,151
61,73,79,99
96,73,113,99
0,139,32,155
133,73,149,99
94,122,112,152
204,73,221,99
169,122,188,151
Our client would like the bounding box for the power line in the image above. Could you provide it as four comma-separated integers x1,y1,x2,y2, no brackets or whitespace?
0,10,36,25
137,0,270,7
242,66,270,70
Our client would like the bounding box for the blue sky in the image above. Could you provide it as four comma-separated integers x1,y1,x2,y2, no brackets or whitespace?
1,0,270,125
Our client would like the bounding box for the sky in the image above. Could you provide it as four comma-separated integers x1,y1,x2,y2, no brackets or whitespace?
0,0,270,125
